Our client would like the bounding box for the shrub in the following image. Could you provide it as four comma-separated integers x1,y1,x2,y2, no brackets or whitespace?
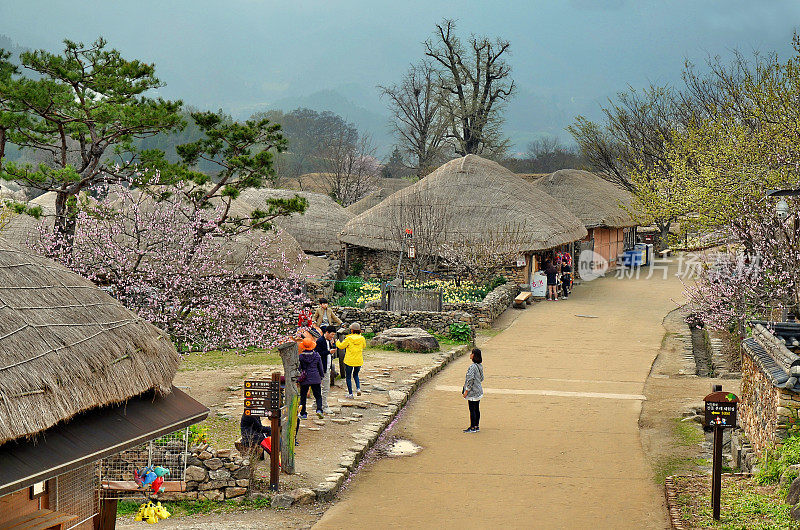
756,435,800,485
449,322,472,342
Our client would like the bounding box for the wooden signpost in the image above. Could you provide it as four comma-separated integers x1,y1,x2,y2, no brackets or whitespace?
244,373,283,491
704,385,739,521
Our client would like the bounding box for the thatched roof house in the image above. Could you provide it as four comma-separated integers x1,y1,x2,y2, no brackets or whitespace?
0,238,207,522
346,183,412,216
532,169,636,229
533,169,638,267
339,155,587,280
0,237,180,445
237,188,353,254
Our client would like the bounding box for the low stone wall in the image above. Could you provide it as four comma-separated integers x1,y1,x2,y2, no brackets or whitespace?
336,306,473,335
444,283,520,328
740,353,799,457
157,445,252,502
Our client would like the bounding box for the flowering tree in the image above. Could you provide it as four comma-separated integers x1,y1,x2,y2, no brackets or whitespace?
39,183,307,351
684,196,800,333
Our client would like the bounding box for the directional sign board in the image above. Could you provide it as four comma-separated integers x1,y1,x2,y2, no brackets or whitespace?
244,380,281,415
704,391,738,428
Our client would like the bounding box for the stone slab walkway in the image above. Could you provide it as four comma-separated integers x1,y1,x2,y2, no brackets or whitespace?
315,266,684,529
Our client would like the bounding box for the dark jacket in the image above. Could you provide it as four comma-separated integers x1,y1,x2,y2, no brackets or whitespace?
315,335,333,373
299,350,325,385
240,412,271,446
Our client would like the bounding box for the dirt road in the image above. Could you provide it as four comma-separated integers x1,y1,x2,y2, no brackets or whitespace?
315,265,684,529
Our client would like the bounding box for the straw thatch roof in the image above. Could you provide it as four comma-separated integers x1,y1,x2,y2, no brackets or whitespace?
236,188,352,254
0,192,59,250
346,187,402,216
340,155,587,253
0,237,179,444
533,169,637,229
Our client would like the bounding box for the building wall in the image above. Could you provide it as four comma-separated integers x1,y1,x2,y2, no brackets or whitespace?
0,465,98,529
0,481,52,524
584,227,625,267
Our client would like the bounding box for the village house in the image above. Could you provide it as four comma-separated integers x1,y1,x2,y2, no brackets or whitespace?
338,154,587,284
532,169,637,269
0,237,208,529
236,188,353,256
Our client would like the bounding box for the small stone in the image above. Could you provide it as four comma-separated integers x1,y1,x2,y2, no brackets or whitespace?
787,476,800,505
331,418,350,424
217,449,232,458
352,412,363,418
225,487,247,499
388,390,405,402
184,465,207,482
308,427,321,431
198,451,212,460
204,458,224,470
289,487,316,505
792,502,800,521
272,493,294,508
199,490,224,502
236,479,250,487
314,420,325,426
208,468,232,481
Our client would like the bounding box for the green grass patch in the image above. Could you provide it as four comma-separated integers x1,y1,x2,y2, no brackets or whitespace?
673,417,705,446
117,496,272,518
757,435,800,485
673,475,800,529
179,348,281,370
653,456,705,485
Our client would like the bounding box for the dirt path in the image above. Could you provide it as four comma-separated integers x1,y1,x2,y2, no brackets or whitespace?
314,265,685,529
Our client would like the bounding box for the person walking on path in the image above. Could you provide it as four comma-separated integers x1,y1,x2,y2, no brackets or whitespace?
462,348,484,433
313,298,342,329
298,337,325,419
337,322,366,398
544,259,559,301
315,325,337,413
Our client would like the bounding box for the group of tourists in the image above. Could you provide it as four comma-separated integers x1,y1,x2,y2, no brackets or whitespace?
543,252,573,302
296,299,366,419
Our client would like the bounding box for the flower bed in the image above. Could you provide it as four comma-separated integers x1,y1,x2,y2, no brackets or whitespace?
334,276,505,308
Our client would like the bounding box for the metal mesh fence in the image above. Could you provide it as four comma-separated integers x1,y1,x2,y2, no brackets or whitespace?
100,427,189,500
53,463,99,530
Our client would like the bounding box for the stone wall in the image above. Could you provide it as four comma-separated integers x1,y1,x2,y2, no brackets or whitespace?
156,445,252,502
336,306,473,336
444,283,520,328
741,353,780,457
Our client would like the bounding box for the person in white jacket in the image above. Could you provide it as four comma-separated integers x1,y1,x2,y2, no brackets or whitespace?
462,348,484,433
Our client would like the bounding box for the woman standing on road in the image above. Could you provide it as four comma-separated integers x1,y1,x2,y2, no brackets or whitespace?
336,322,366,398
462,348,484,433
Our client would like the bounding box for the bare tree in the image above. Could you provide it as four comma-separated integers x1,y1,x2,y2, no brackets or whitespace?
425,19,515,158
390,189,448,278
439,223,529,285
379,61,446,178
319,130,379,206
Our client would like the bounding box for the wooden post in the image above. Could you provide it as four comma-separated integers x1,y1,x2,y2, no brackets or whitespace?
276,341,299,474
711,424,723,520
98,498,117,530
269,371,281,490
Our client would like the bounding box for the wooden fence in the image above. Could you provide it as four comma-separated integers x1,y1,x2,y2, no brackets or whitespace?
383,287,442,312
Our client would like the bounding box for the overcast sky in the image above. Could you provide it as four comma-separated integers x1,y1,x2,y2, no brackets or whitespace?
2,1,799,151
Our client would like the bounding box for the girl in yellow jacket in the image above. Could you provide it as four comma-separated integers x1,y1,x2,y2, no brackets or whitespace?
336,322,366,398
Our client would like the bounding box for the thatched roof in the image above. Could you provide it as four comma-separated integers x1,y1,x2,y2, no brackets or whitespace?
0,192,59,250
340,155,587,253
346,187,402,216
0,237,179,445
236,188,352,254
533,169,636,229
